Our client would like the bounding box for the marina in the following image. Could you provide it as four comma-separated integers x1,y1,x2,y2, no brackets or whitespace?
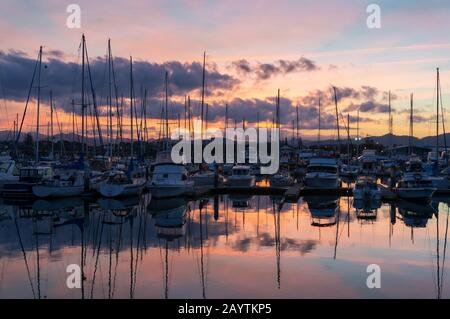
2,1,450,302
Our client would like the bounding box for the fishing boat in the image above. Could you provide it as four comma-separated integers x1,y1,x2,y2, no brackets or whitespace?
304,158,340,189
148,163,194,198
226,165,256,187
353,176,381,201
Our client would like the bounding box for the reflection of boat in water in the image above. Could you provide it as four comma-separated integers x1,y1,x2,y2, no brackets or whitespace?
32,197,86,212
228,194,254,209
353,176,381,201
304,195,339,227
396,199,435,228
353,199,381,220
353,199,381,211
150,197,189,240
98,196,140,211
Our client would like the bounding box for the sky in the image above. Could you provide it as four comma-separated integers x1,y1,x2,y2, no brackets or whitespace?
1,0,450,140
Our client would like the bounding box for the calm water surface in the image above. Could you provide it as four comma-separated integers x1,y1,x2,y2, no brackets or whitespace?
0,192,449,299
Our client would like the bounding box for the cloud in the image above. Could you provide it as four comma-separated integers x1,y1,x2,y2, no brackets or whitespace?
0,50,239,114
345,101,390,114
230,57,320,80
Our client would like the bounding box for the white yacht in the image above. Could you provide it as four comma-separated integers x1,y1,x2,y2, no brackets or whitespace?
148,163,194,198
305,158,340,189
99,169,146,198
353,176,381,201
191,163,223,188
32,170,86,198
269,172,294,188
396,173,436,202
226,165,256,187
0,157,19,189
340,160,361,177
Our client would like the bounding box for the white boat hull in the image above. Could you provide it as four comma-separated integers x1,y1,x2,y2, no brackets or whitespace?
226,176,256,187
305,174,340,189
149,182,194,198
99,182,145,198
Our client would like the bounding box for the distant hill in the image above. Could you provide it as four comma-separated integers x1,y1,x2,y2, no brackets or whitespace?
2,130,450,148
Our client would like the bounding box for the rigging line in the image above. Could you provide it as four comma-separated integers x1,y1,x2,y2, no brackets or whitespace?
90,212,105,299
15,48,40,148
0,66,11,128
440,206,449,298
13,217,36,298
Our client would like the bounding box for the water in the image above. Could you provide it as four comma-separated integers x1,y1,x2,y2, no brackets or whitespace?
0,193,449,299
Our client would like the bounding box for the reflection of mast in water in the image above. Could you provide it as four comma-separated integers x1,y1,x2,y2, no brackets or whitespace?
198,203,207,298
389,203,396,247
435,206,449,299
333,199,341,260
225,196,229,242
257,196,260,236
13,210,36,298
272,199,281,289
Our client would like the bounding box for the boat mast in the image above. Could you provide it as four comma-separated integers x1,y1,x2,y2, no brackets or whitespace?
296,103,300,148
164,71,169,150
333,86,341,154
50,90,54,159
130,56,134,158
388,91,392,158
81,35,86,155
347,114,350,162
409,93,414,156
318,97,321,145
356,109,360,157
108,39,113,159
200,52,206,141
436,68,440,166
35,46,43,163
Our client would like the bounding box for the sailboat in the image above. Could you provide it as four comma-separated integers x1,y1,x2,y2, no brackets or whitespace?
0,154,19,190
396,94,436,202
2,46,54,198
99,57,146,197
269,89,295,187
148,71,194,198
32,159,87,198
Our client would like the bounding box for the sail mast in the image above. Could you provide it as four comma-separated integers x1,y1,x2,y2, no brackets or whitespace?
409,93,414,156
108,39,113,158
200,52,206,141
318,97,321,145
35,46,42,163
50,90,54,159
165,71,169,150
437,68,440,164
333,86,341,153
130,56,134,158
81,34,86,155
